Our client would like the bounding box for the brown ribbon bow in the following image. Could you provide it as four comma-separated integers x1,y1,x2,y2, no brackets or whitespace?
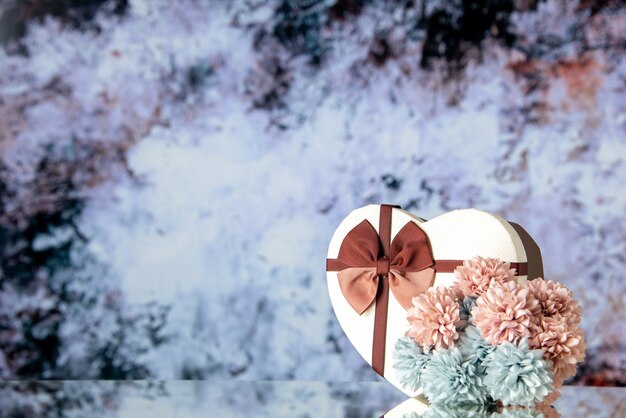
326,218,436,314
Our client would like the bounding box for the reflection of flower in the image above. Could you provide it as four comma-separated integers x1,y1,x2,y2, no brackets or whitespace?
535,397,562,418
407,287,466,350
403,403,561,418
493,409,545,418
523,279,581,325
473,281,539,345
484,340,554,406
459,325,494,374
393,336,430,392
422,402,492,418
531,317,585,386
420,347,488,404
454,256,516,297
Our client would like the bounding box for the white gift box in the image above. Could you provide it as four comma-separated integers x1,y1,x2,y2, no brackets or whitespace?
326,204,543,397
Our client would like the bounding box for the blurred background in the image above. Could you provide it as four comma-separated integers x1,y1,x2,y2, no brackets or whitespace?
0,0,625,412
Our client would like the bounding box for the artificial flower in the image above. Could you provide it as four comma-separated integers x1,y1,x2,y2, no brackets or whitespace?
393,336,431,392
407,286,466,350
523,279,581,325
459,325,495,374
530,316,585,386
472,281,539,345
459,296,477,328
421,347,488,404
484,340,554,406
454,256,516,297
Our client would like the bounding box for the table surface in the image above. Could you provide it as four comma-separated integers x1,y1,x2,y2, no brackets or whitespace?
0,380,624,417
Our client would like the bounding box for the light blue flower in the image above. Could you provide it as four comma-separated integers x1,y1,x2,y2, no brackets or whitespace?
484,340,554,406
420,347,488,404
459,296,477,328
459,325,494,374
393,336,430,392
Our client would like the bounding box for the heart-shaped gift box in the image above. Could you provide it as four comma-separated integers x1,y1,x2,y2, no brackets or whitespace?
326,204,543,397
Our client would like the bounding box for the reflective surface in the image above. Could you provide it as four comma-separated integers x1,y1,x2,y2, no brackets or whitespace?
0,381,624,417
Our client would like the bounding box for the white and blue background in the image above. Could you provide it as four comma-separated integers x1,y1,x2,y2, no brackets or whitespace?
0,0,625,415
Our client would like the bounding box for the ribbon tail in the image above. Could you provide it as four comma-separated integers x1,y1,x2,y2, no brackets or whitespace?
372,274,389,376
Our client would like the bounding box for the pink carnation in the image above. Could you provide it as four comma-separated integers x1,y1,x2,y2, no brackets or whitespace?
530,316,586,386
524,278,581,325
407,286,465,350
472,280,539,345
553,363,577,388
454,256,516,297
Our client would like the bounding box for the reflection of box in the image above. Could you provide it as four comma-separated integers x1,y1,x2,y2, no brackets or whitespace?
326,204,542,397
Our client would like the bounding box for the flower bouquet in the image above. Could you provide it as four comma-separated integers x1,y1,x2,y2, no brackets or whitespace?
393,256,585,407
